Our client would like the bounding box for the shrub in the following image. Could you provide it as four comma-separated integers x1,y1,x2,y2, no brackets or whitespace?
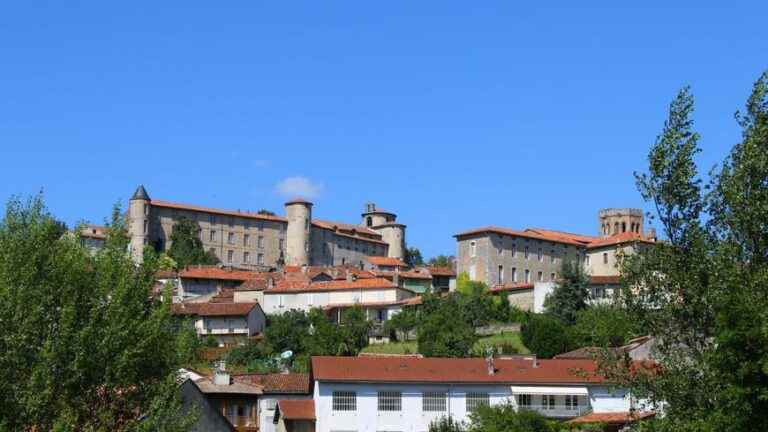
521,313,574,358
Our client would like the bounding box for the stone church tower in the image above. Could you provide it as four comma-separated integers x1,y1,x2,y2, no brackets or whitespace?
284,198,312,266
597,208,644,237
361,203,406,259
128,185,151,263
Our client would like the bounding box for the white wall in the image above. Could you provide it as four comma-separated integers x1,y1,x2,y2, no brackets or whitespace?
533,282,556,313
313,381,635,432
259,395,312,432
262,288,410,315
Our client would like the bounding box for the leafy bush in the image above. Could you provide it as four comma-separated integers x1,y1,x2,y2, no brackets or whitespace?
521,313,574,358
468,403,556,432
418,295,477,357
429,416,466,432
571,305,639,348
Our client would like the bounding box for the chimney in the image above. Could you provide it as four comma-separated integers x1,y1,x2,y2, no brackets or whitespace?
531,354,539,368
301,264,308,274
213,361,230,385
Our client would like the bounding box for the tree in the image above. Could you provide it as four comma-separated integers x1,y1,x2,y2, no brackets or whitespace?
428,255,453,267
405,246,424,266
429,416,466,432
384,307,420,341
418,294,477,357
520,313,573,358
339,306,372,355
0,196,193,431
544,260,589,325
167,216,218,268
570,305,639,348
615,72,768,431
467,403,556,432
264,310,311,354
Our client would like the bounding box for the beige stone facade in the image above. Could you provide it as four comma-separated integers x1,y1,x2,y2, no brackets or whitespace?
455,208,656,287
127,186,405,269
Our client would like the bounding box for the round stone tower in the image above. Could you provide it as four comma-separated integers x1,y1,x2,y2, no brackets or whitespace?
129,185,151,263
362,203,406,260
285,198,312,266
598,208,643,237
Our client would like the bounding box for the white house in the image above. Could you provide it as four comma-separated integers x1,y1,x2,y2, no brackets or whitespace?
172,301,266,346
297,355,653,432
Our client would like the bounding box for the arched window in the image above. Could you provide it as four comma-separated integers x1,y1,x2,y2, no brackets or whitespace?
622,222,626,233
614,222,620,234
366,216,372,227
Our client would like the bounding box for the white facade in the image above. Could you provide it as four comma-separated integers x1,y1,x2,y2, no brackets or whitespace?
313,381,634,432
262,287,414,315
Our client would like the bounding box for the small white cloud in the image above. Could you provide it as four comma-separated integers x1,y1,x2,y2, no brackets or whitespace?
275,176,324,199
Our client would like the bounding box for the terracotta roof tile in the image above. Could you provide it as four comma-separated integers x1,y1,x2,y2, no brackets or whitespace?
589,275,621,285
150,199,286,222
586,232,656,249
277,399,315,420
179,267,259,281
267,277,396,293
525,228,599,245
311,356,609,384
367,256,408,267
426,266,456,277
568,411,656,425
374,270,433,280
171,302,258,317
490,282,535,293
454,226,587,246
233,373,310,394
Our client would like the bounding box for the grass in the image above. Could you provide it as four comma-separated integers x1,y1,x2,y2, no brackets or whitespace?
360,331,529,355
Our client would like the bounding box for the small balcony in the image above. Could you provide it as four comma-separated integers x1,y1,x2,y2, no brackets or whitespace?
518,404,591,418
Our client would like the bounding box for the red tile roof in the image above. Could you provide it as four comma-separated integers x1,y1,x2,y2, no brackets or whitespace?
589,275,621,285
586,232,656,249
150,199,286,222
233,373,310,394
277,399,315,420
525,228,599,245
375,270,433,280
171,302,258,317
367,256,408,267
426,266,456,277
311,356,609,384
454,226,587,246
490,283,534,293
180,267,259,281
568,411,656,425
267,277,397,293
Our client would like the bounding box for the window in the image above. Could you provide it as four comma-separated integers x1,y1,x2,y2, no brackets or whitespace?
243,252,250,264
469,264,476,280
537,271,543,282
210,230,216,242
227,250,233,263
524,269,530,283
143,220,148,235
470,241,477,257
228,232,235,244
524,246,529,260
498,265,504,285
257,253,264,265
423,391,447,412
466,392,489,413
378,391,402,412
332,391,356,411
279,238,284,250
511,267,517,282
244,234,250,246
550,249,556,263
538,247,543,262
603,252,608,264
258,236,264,248
565,395,579,410
511,243,516,257
366,216,372,227
550,272,556,281
544,395,556,410
585,255,591,266
517,394,532,408
209,215,216,225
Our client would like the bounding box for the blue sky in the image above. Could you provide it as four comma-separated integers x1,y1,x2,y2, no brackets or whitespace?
1,2,766,258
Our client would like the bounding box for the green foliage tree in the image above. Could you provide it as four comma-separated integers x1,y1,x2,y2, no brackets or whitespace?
167,216,218,268
264,309,312,354
544,260,589,325
467,403,556,432
427,255,453,267
428,416,466,432
405,246,424,266
340,306,372,354
521,313,573,358
418,294,477,357
615,72,768,431
0,196,193,431
384,307,420,341
570,305,639,348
